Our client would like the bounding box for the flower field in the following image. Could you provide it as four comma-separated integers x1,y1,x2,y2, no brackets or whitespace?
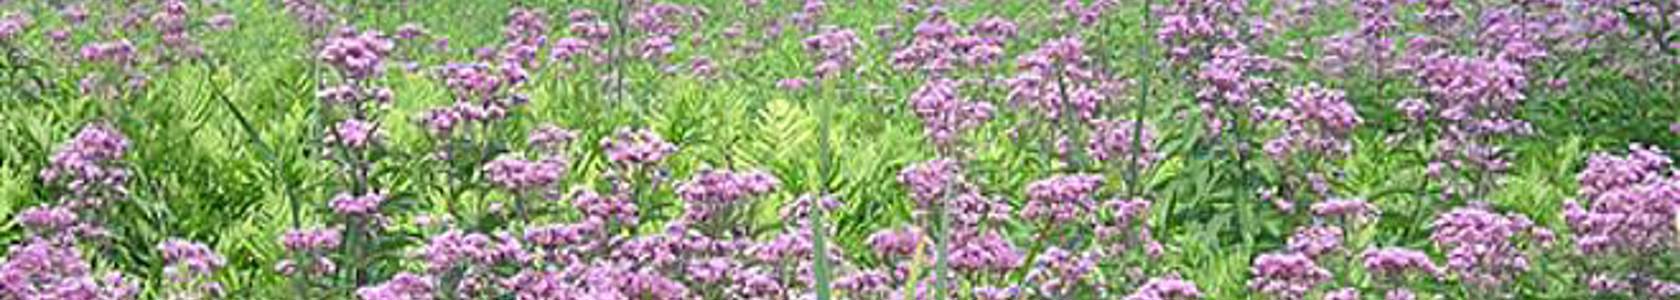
0,0,1678,299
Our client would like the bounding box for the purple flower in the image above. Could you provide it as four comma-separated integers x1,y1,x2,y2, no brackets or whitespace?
328,192,387,217
1088,119,1161,168
778,77,811,91
325,119,381,149
1286,225,1343,259
1430,206,1535,288
1248,252,1331,300
834,269,893,296
1264,83,1361,160
16,205,77,234
156,238,225,296
0,239,139,299
319,29,395,79
802,29,861,79
897,159,960,208
601,128,677,167
1022,174,1105,224
40,122,131,199
949,229,1024,274
1125,275,1204,300
1325,288,1360,300
1029,247,1099,295
867,226,923,257
1310,198,1377,219
0,13,31,41
1360,247,1442,278
909,79,994,149
483,157,565,192
281,227,342,253
358,272,434,300
208,14,236,31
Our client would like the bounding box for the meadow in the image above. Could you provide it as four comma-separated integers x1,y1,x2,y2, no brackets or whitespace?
0,0,1678,299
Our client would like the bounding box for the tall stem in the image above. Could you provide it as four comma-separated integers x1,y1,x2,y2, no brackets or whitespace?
811,81,835,300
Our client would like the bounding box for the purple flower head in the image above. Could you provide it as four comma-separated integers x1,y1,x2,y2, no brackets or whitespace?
897,159,960,209
281,227,342,253
1248,252,1331,300
1286,225,1343,259
1567,144,1680,257
328,191,387,217
569,188,638,225
483,156,565,192
527,124,579,153
503,8,550,46
949,229,1024,274
1325,288,1360,300
909,79,994,148
78,40,137,65
1430,206,1535,288
600,127,677,167
1310,198,1377,220
437,63,507,101
835,269,893,296
802,29,861,79
1009,37,1103,120
0,13,32,41
549,37,596,63
319,29,395,79
867,226,923,257
358,272,434,300
1088,119,1161,168
778,77,811,91
677,168,779,222
41,122,131,198
1125,275,1204,300
208,14,237,31
157,239,225,286
0,239,140,299
1022,174,1105,224
1360,247,1442,278
325,119,381,149
1266,83,1361,160
1030,247,1099,295
16,205,78,234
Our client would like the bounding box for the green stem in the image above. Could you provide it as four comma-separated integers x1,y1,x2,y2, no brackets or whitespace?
811,80,836,300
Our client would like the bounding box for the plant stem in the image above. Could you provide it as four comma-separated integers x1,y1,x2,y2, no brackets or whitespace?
811,80,836,300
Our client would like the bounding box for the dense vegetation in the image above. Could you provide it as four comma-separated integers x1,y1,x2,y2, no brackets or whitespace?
1,0,1678,299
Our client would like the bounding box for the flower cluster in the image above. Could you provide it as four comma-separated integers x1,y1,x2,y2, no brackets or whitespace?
1360,247,1442,278
1430,206,1538,289
157,239,226,299
319,29,395,79
676,168,780,222
1009,37,1101,120
277,227,341,276
908,78,995,150
897,158,961,208
1262,83,1361,160
483,157,565,192
1565,145,1680,297
1286,225,1343,259
801,28,861,79
1125,275,1205,300
41,122,131,202
329,191,389,218
0,239,139,299
1088,119,1161,169
601,127,678,168
1023,174,1104,224
1248,252,1331,300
